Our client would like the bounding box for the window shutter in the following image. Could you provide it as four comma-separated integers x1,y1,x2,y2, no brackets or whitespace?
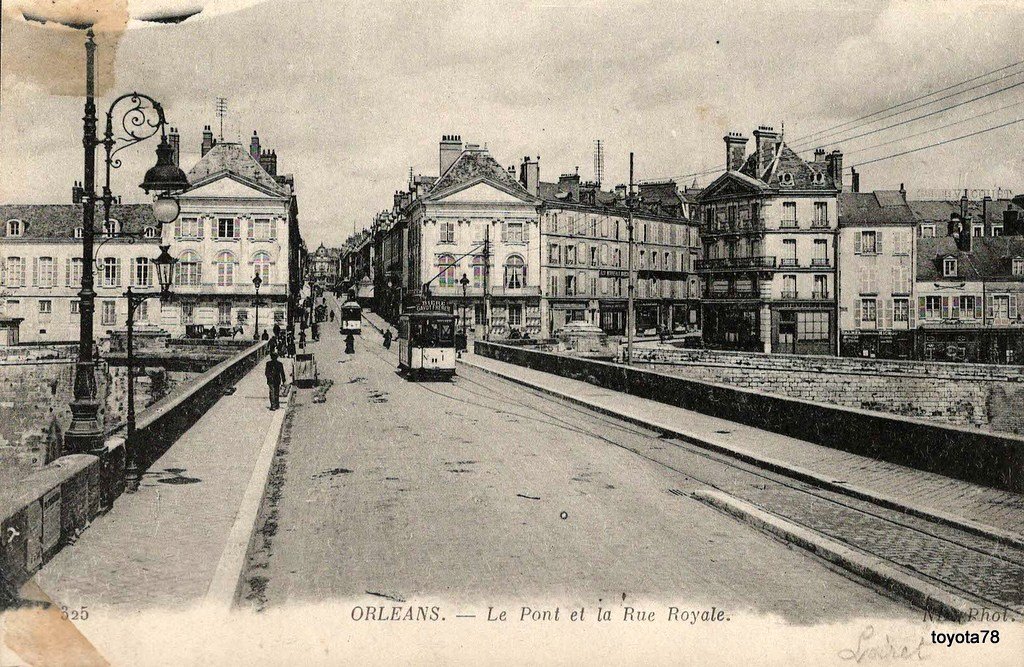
20,261,25,288
198,217,205,239
1011,295,1019,320
523,221,530,244
951,297,959,319
884,299,893,328
32,258,38,286
0,260,5,287
500,221,507,243
854,233,862,254
975,298,983,320
65,258,71,287
234,218,241,240
941,296,949,318
248,219,254,240
854,300,861,327
987,295,995,319
876,231,883,254
918,296,926,321
115,258,122,287
909,299,916,328
174,219,181,238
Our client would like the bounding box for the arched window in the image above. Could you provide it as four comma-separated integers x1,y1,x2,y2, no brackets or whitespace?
437,254,456,288
176,250,201,286
253,251,272,284
74,226,84,239
6,220,22,237
504,255,525,290
472,255,485,289
216,251,236,287
103,219,121,236
143,226,157,239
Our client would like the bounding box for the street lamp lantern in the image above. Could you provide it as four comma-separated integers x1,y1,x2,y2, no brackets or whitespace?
253,273,263,291
152,244,176,300
139,135,190,195
253,273,263,340
151,193,181,224
459,273,470,290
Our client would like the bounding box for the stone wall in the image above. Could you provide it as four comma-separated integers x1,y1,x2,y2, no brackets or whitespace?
629,346,1024,435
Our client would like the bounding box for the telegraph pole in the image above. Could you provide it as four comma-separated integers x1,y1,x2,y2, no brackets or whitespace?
484,224,491,340
626,152,636,365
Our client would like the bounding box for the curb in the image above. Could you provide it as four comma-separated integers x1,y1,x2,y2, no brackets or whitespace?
458,356,1024,552
203,381,293,611
692,489,994,623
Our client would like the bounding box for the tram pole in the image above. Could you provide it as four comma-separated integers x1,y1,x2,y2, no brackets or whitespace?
626,151,636,366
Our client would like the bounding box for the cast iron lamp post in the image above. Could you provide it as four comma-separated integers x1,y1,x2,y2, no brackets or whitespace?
253,273,263,340
66,29,190,456
460,273,470,345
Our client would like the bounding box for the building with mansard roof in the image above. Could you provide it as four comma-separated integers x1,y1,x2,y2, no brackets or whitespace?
696,126,842,355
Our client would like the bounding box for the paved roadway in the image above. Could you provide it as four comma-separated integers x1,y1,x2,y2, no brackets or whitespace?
242,305,914,623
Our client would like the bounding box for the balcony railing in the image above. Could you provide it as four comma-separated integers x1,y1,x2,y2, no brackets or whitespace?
696,256,777,271
706,220,766,235
810,257,831,267
812,290,830,299
779,258,799,267
781,290,797,299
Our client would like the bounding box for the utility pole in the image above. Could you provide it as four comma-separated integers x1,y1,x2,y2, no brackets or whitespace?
626,152,636,365
484,224,491,340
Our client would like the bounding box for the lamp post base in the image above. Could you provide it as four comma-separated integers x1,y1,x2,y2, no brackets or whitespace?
65,398,104,456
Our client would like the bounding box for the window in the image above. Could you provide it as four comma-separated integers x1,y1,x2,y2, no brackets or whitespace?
74,227,84,239
924,295,942,320
781,202,797,228
590,246,598,267
69,258,83,287
612,248,621,267
812,239,828,266
861,298,877,323
101,257,120,288
37,257,54,288
133,300,148,323
972,224,984,237
894,298,909,323
474,303,487,325
38,300,52,314
133,257,152,287
797,312,829,341
780,173,794,186
218,302,232,325
217,218,237,239
994,295,1010,320
175,250,201,286
955,295,981,319
216,251,236,286
472,255,484,289
564,274,575,296
143,227,158,239
565,244,577,266
506,221,523,244
919,224,935,238
440,221,455,243
813,202,828,227
1013,257,1024,276
181,302,195,324
253,218,272,240
101,300,117,326
71,300,80,314
993,225,1004,237
436,254,456,287
6,220,22,236
253,251,272,285
4,257,25,287
178,217,200,238
782,274,797,298
504,255,525,290
943,257,958,277
781,239,797,266
813,275,828,299
508,304,523,327
548,243,561,264
103,219,121,236
860,231,877,254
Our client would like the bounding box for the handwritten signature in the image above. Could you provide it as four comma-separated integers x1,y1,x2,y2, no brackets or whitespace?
838,625,928,663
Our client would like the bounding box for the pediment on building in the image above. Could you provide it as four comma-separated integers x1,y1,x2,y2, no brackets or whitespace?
697,171,768,201
182,172,286,200
428,178,537,204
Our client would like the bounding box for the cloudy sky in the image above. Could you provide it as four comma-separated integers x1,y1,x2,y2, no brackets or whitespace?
2,0,1024,247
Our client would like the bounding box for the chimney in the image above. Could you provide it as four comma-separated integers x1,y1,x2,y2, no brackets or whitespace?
752,125,781,176
899,182,906,199
949,214,972,251
558,173,581,202
1003,208,1022,236
259,149,278,176
168,126,180,167
825,150,844,192
960,189,969,219
850,167,860,193
519,155,539,196
723,132,748,172
250,130,261,160
201,125,214,157
614,184,627,201
813,148,826,163
439,134,463,176
71,180,84,204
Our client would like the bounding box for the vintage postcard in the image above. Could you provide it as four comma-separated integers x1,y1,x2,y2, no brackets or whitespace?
0,0,1022,665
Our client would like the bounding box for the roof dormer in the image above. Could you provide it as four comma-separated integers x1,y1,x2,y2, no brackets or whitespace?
942,255,958,278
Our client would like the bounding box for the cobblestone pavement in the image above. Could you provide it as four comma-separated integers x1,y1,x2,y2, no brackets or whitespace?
29,356,289,610
458,350,1024,615
240,315,914,623
462,351,1024,537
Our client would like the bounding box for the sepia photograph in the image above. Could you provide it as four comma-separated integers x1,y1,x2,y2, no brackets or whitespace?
0,0,1022,664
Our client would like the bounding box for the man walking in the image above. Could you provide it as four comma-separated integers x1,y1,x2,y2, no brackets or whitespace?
265,351,285,411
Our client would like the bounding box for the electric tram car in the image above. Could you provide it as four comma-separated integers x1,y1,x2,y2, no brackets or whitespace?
339,300,363,335
397,311,457,380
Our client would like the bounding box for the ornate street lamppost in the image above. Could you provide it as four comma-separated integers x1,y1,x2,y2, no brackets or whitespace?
66,29,189,457
253,273,263,340
460,273,470,347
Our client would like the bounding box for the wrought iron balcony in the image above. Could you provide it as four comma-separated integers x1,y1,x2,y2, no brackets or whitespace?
696,256,777,271
810,257,831,267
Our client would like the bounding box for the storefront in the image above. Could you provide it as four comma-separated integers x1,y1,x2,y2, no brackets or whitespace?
915,327,1024,364
490,299,542,338
702,303,761,351
548,300,590,336
840,330,914,359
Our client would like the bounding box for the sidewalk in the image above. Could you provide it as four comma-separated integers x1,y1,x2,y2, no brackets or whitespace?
29,356,291,610
460,351,1024,542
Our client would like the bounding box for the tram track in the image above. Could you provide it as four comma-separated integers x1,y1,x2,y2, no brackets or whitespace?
350,323,1024,618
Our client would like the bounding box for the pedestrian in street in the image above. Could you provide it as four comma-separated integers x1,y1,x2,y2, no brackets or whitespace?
299,328,307,350
345,332,355,354
329,310,335,323
261,329,269,341
382,329,393,349
265,352,285,411
312,320,320,341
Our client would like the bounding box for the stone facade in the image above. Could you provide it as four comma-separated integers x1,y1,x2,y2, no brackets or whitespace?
631,346,1024,433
